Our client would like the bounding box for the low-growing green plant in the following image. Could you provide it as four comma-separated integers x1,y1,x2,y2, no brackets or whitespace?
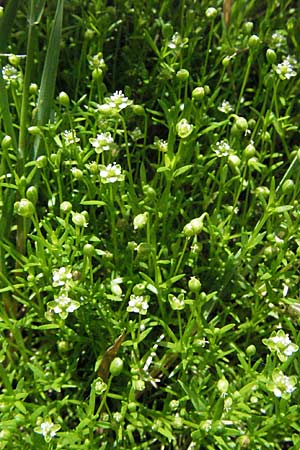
0,0,300,449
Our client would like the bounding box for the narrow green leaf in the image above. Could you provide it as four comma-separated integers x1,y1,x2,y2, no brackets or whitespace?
34,0,64,158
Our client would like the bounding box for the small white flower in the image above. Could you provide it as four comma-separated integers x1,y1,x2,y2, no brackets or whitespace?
47,292,80,320
99,163,124,183
88,52,106,70
34,418,61,443
218,100,233,114
2,64,19,83
274,57,297,80
263,330,299,362
212,140,231,157
127,294,149,315
62,130,80,145
89,132,115,154
268,370,297,399
168,32,188,50
52,267,73,287
105,90,133,112
168,294,185,310
154,137,168,152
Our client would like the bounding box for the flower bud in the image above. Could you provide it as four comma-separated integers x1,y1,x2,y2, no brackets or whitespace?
243,143,256,159
72,212,88,227
8,54,20,66
217,377,229,394
188,277,201,293
246,345,256,356
228,154,241,172
36,155,47,169
192,86,205,100
58,91,70,108
71,167,83,180
282,179,294,195
243,21,253,34
235,116,248,132
176,118,193,139
26,186,38,204
83,243,94,257
206,7,217,18
92,68,103,80
133,212,148,230
248,34,260,50
131,104,145,116
183,213,206,237
176,69,189,81
266,48,277,65
110,357,124,376
84,29,95,40
29,83,38,95
14,199,35,218
28,126,42,136
1,135,12,150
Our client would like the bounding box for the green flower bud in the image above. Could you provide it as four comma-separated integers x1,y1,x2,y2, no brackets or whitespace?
133,212,148,230
176,118,193,139
92,68,103,80
246,344,256,356
204,85,211,95
28,126,42,136
206,7,217,19
36,155,47,169
1,135,12,150
29,83,38,95
176,69,189,81
26,186,38,204
84,29,95,40
243,21,253,34
71,167,83,180
243,143,256,159
183,213,206,237
14,198,35,218
266,48,277,65
132,283,146,295
192,86,205,100
235,116,248,132
162,22,173,39
110,357,124,376
217,377,229,394
58,91,70,107
188,277,202,293
72,211,88,227
131,104,145,116
228,154,241,172
222,56,231,68
237,435,251,447
282,179,294,194
8,54,20,66
248,34,260,50
58,340,71,352
83,243,94,257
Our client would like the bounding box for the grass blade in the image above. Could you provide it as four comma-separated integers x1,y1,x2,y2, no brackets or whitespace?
34,0,64,159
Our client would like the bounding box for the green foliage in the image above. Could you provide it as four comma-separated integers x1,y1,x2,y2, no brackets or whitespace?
0,0,300,448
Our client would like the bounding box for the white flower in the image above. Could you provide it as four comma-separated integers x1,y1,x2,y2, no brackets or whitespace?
99,163,124,183
263,330,299,362
89,132,115,154
168,32,188,50
176,118,193,139
105,90,133,112
88,52,106,70
47,292,80,320
62,130,80,145
274,57,297,80
127,294,149,315
52,267,73,287
212,140,231,157
2,64,19,83
34,418,61,443
267,370,297,399
218,100,233,114
168,294,185,310
154,137,168,152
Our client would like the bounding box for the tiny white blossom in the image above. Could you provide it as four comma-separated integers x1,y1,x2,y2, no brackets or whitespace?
105,90,133,112
52,267,73,287
274,57,297,80
267,370,297,399
88,52,106,70
34,418,61,443
176,118,193,139
212,140,231,157
62,130,80,145
218,100,233,114
154,137,168,152
127,294,149,315
2,64,19,84
263,330,299,362
89,132,115,154
168,32,188,50
47,292,80,320
99,163,124,183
